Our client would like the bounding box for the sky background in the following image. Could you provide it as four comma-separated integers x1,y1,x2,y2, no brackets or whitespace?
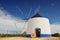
0,0,60,34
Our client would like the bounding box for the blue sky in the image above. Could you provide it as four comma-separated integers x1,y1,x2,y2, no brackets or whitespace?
0,0,60,34
0,0,60,24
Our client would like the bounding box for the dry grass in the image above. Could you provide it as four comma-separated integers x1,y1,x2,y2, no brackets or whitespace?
0,37,60,40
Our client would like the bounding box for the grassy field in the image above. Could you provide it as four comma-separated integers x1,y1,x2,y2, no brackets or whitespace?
0,37,60,40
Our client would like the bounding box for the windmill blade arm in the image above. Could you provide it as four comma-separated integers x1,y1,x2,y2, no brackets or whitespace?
34,5,40,14
16,6,23,14
27,8,32,18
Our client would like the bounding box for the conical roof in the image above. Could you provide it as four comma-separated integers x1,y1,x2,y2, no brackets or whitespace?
31,13,42,18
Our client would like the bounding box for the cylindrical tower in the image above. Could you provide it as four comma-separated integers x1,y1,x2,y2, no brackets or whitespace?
26,13,51,37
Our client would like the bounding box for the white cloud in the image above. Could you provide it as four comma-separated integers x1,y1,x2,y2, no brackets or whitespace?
0,9,27,34
50,23,60,34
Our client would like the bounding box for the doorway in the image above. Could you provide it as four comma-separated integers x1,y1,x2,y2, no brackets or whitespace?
35,28,41,37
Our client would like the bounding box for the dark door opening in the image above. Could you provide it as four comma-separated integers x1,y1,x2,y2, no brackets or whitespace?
35,28,41,37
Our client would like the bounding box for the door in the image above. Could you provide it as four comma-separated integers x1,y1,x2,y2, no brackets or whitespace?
35,28,41,37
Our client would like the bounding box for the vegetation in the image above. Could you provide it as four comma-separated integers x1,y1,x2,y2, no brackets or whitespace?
0,32,60,37
52,33,60,37
0,32,27,37
21,32,26,37
0,34,21,37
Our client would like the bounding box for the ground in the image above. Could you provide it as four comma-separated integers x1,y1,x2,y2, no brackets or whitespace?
0,37,60,40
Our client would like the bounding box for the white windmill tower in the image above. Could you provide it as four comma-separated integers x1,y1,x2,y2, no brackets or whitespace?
26,5,51,37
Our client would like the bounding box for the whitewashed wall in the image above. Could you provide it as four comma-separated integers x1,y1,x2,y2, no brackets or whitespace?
26,17,51,34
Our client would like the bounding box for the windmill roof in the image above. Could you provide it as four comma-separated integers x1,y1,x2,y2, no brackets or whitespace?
31,13,42,18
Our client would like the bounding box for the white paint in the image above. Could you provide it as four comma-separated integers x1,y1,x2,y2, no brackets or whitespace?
26,17,51,34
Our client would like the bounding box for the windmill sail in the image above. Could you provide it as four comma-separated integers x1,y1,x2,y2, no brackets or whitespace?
16,5,23,14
